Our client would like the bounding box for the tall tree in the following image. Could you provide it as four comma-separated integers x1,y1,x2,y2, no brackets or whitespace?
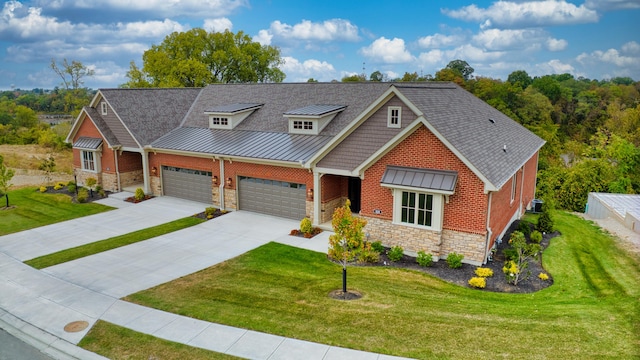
124,29,285,87
50,58,95,90
445,59,474,81
507,70,532,89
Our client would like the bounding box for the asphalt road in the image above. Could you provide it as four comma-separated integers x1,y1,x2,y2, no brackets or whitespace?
0,328,54,360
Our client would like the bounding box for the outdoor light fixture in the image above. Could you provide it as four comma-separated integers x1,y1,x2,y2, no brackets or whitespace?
226,177,232,187
213,175,218,185
151,166,157,175
307,188,314,200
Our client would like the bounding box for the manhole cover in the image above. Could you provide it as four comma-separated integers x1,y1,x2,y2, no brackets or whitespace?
64,321,89,333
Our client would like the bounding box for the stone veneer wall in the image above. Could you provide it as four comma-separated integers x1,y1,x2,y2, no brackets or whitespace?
321,196,347,223
101,173,118,192
224,188,237,210
212,186,221,208
150,176,161,196
120,170,143,188
362,216,486,265
306,200,314,221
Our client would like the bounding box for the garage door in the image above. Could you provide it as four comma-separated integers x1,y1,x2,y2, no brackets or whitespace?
162,166,212,204
238,177,306,220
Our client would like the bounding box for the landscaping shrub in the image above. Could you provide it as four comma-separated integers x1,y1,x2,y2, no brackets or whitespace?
475,267,494,277
387,245,404,262
537,208,554,233
300,217,313,235
77,188,88,203
446,252,464,269
371,241,384,254
134,187,145,201
39,186,47,193
358,243,380,263
517,220,532,237
503,247,518,261
504,231,541,285
205,207,216,219
53,182,64,190
85,177,97,190
468,276,486,289
416,250,433,267
530,230,543,244
539,272,550,281
67,183,76,193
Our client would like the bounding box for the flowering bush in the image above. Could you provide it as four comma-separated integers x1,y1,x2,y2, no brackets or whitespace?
39,186,47,193
475,267,494,277
503,260,520,283
538,272,549,281
54,182,64,190
468,277,486,289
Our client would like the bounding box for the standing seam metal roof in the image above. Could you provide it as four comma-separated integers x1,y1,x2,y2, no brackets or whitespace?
381,166,458,192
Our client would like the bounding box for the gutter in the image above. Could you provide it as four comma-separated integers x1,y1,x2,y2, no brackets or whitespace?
484,192,493,264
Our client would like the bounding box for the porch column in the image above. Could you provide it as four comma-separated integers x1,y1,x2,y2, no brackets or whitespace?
141,150,150,194
313,171,321,226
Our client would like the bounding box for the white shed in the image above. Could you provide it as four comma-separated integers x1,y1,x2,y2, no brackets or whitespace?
586,193,640,234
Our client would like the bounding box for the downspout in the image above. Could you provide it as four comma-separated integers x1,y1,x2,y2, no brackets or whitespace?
114,146,121,192
219,158,225,210
519,166,525,216
483,192,494,264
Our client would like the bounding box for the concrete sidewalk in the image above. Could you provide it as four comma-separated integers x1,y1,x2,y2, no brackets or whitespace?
0,195,409,359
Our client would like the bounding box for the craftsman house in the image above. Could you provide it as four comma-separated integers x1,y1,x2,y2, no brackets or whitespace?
66,82,545,265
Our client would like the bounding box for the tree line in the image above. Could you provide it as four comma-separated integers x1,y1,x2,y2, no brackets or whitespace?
2,28,637,212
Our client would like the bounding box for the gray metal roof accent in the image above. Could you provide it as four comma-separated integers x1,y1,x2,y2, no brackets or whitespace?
205,103,263,113
100,88,201,146
395,84,545,189
381,166,458,192
73,136,103,150
152,127,333,163
284,104,346,116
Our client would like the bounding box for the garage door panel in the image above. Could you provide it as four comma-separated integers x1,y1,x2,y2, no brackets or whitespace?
239,177,306,220
162,166,212,204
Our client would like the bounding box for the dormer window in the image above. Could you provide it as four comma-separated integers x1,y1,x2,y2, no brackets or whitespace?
285,104,346,135
388,106,401,128
101,102,108,115
205,103,262,129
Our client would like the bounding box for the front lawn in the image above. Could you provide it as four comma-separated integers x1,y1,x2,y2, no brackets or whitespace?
0,187,112,236
124,212,640,359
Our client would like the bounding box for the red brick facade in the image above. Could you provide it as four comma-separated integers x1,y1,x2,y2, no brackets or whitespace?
362,125,488,234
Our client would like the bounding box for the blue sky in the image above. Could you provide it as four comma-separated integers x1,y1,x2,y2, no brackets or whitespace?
0,0,639,89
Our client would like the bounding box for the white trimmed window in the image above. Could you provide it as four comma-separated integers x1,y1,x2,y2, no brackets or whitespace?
101,102,107,115
510,174,517,203
388,106,401,128
293,120,313,130
392,189,443,231
211,117,229,126
81,150,97,172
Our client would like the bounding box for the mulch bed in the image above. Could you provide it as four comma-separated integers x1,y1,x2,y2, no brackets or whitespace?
125,195,153,203
192,208,229,220
41,185,111,204
289,227,323,238
348,220,560,293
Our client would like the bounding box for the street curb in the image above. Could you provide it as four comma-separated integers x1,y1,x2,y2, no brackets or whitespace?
0,309,108,360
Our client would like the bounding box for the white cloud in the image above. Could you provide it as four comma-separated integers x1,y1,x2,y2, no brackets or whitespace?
267,19,359,42
621,41,640,54
473,29,546,51
0,1,74,40
280,56,336,81
417,33,465,49
584,0,640,11
253,29,272,46
115,19,186,39
577,48,638,67
203,18,232,32
360,37,414,64
418,49,445,66
535,59,575,75
546,38,568,51
443,1,599,28
446,44,505,63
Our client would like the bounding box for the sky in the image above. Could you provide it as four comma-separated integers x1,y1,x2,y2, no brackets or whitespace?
0,0,639,90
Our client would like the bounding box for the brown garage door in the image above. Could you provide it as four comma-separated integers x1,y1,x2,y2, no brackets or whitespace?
162,166,212,204
238,177,306,220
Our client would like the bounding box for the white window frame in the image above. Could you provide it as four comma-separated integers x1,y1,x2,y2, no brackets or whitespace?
81,150,100,172
388,106,402,128
101,102,108,115
510,173,517,203
392,188,444,231
212,117,229,126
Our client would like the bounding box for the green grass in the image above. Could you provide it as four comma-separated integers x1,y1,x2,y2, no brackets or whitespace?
25,216,204,269
79,320,240,360
0,187,112,236
125,211,640,359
